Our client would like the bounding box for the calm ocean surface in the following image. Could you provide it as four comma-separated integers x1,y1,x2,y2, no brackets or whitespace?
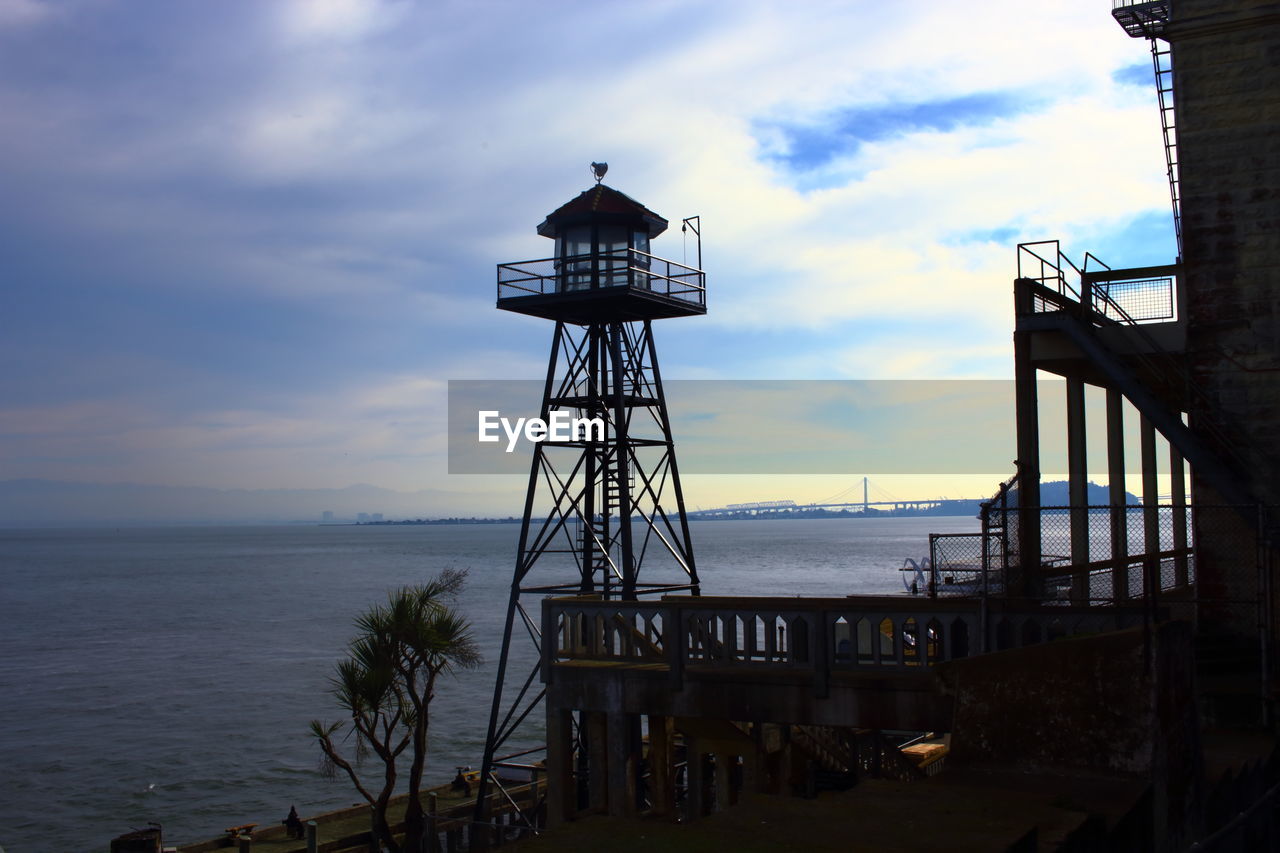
0,516,978,852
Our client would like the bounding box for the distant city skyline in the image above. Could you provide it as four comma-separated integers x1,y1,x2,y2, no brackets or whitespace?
1,1,1178,521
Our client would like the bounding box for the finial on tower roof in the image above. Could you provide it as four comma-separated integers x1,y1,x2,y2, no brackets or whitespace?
590,162,608,184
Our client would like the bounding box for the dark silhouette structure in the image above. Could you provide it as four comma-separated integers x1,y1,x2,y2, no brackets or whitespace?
466,4,1280,848
475,181,706,828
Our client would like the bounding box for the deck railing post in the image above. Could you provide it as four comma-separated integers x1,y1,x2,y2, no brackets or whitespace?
665,601,684,689
813,609,830,697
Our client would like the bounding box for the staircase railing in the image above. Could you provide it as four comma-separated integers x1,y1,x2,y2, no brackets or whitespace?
1017,241,1253,495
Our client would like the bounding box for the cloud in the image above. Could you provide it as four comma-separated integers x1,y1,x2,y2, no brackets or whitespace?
757,91,1038,174
0,0,51,29
1112,61,1155,88
274,0,408,44
0,0,1176,501
0,375,452,491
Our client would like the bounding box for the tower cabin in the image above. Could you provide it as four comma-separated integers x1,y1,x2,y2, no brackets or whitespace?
496,183,706,323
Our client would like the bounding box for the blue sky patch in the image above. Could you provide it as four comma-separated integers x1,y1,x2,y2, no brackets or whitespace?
1111,61,1155,88
944,226,1022,246
1076,209,1179,267
758,91,1034,173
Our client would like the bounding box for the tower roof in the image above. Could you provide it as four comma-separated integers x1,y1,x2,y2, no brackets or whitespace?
536,184,668,239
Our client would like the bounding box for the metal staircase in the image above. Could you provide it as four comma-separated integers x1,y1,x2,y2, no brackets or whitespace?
1016,243,1254,509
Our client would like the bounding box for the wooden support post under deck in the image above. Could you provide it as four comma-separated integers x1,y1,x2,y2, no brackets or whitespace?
1141,415,1161,600
714,753,734,813
1067,377,1089,603
741,728,762,796
545,708,574,827
741,753,760,798
1107,389,1130,601
647,714,675,818
685,739,706,820
606,712,638,818
586,711,608,814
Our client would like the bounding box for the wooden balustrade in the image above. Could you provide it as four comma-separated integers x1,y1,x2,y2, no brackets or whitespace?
542,595,1149,693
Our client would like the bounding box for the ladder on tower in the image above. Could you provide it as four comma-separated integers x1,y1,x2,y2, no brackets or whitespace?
1152,39,1181,255
1112,1,1181,256
580,516,611,584
578,467,635,589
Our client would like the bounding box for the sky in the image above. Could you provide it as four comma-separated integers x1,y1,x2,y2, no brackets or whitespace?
0,0,1181,519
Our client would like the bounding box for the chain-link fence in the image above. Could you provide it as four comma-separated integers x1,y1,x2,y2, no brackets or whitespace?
931,503,1269,619
1027,504,1195,605
1091,275,1176,322
964,504,1272,648
928,533,1003,598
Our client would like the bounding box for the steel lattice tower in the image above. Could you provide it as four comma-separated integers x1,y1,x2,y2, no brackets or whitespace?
475,179,705,825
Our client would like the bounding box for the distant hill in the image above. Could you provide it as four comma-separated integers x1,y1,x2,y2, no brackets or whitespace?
1022,480,1141,506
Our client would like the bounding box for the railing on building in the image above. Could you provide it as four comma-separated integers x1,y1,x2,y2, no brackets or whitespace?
1112,0,1170,38
497,249,706,309
1016,240,1179,324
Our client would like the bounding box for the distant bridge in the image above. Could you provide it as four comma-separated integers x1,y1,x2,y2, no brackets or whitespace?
689,498,977,518
690,493,1179,519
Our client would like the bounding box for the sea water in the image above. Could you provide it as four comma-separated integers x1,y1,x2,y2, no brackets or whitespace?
0,516,977,851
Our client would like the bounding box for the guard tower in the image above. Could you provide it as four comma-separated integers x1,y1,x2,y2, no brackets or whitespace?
476,171,706,824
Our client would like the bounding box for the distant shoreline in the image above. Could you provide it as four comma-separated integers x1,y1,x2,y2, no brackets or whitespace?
352,505,985,526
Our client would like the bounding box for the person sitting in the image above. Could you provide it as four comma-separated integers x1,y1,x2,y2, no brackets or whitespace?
282,805,305,840
451,766,472,796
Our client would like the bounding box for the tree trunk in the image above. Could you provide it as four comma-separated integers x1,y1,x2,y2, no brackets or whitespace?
402,675,435,852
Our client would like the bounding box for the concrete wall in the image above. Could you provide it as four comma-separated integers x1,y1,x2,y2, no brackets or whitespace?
936,623,1202,849
1170,0,1280,641
1176,0,1280,503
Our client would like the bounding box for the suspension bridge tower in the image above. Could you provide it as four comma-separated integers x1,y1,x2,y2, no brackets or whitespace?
475,168,706,826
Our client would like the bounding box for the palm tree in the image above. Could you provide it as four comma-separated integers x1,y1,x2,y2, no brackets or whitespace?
311,569,481,853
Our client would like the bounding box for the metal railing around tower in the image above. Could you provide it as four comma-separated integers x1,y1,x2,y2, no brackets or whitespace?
497,249,705,308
